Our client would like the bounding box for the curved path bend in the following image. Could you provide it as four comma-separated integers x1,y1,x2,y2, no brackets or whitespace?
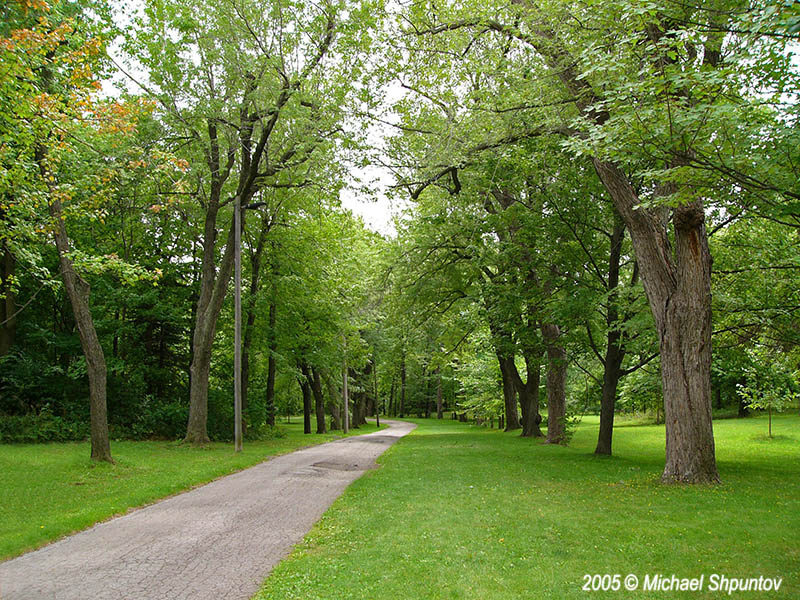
0,419,415,600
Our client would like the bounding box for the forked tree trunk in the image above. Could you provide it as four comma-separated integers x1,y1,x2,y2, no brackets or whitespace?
186,200,237,444
514,349,543,438
593,161,718,483
32,64,110,462
541,323,567,444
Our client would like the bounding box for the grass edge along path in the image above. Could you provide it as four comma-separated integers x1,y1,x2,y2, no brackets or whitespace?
0,421,386,561
255,415,799,600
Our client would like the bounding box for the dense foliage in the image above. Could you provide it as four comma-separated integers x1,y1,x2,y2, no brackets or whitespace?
1,0,798,481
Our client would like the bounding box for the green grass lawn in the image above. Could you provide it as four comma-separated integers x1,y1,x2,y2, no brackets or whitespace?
0,420,384,561
256,414,800,600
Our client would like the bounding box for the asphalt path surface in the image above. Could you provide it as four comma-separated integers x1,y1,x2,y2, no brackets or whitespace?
0,419,415,600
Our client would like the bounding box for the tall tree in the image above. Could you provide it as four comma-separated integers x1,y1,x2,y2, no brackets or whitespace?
128,0,374,442
386,0,797,481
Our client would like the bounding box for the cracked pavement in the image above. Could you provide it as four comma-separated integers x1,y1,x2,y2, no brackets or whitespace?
0,420,415,600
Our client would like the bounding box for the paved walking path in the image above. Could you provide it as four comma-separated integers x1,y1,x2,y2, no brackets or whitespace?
0,420,415,600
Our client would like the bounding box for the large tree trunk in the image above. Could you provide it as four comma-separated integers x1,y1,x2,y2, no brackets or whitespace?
595,218,627,455
311,367,327,434
502,11,720,482
541,323,567,444
49,197,112,462
593,161,718,483
0,245,16,357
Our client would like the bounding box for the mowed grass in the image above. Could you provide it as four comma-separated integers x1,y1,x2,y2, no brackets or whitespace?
256,414,800,600
0,420,384,561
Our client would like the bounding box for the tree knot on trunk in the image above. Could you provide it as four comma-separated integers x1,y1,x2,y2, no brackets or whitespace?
673,204,705,232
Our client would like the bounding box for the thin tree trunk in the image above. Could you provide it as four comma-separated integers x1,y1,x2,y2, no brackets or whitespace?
0,246,16,357
389,376,396,417
241,209,275,435
399,356,406,418
541,323,567,444
299,368,312,434
49,196,112,462
421,366,429,418
35,118,111,462
373,366,380,427
342,351,350,434
595,348,624,454
265,299,277,426
436,368,443,419
768,405,772,437
310,367,327,434
595,218,627,455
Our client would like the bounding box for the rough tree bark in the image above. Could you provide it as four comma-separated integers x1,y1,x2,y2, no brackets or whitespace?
593,163,718,482
514,14,719,482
